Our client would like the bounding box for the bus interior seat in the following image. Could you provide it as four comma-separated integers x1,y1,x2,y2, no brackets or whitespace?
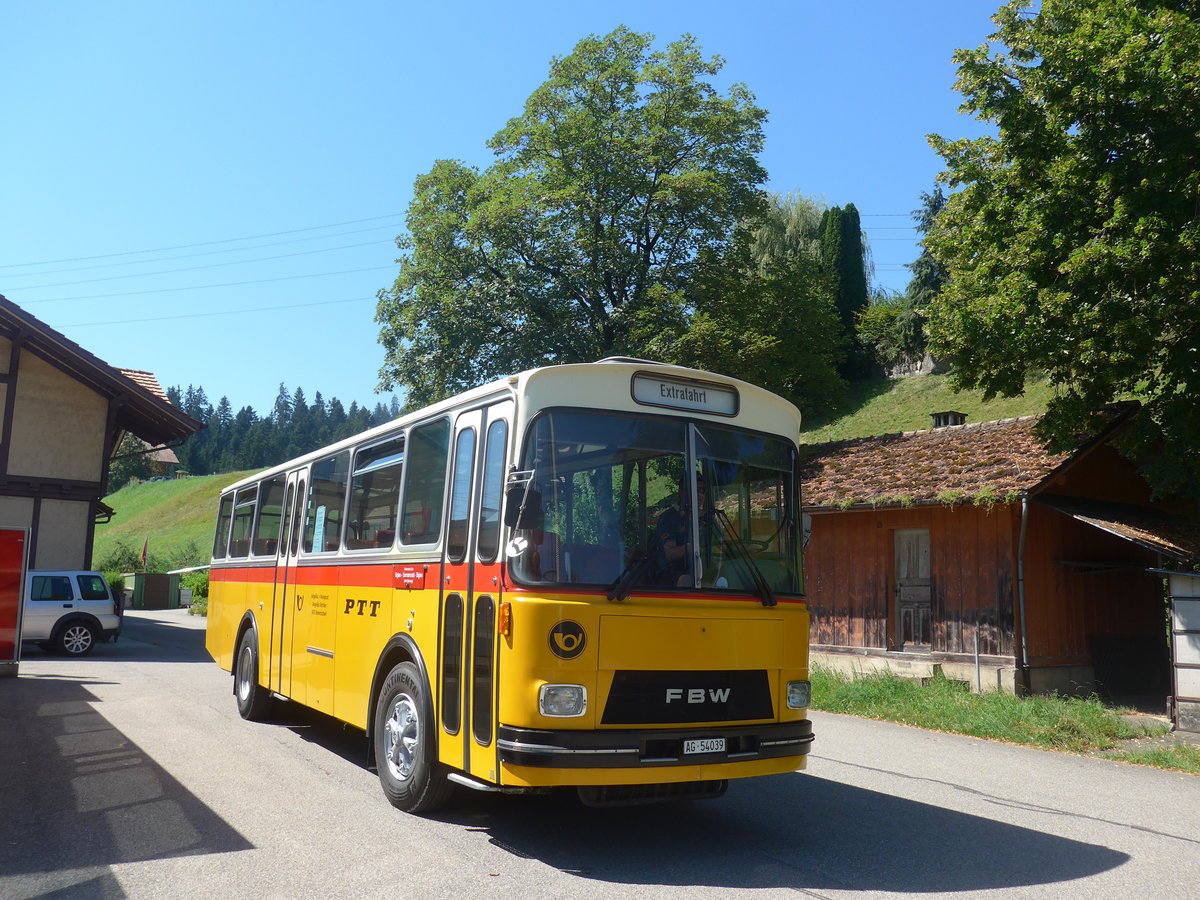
529,530,560,579
563,543,620,583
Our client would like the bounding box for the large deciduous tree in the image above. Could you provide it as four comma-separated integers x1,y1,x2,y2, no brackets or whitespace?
926,0,1200,495
376,27,768,407
676,193,848,416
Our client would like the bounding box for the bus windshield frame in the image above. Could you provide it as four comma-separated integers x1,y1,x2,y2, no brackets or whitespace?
507,408,802,596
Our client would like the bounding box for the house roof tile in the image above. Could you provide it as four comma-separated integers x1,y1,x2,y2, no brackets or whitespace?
799,414,1103,510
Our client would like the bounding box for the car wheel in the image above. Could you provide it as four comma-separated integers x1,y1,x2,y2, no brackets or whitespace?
56,621,97,656
374,661,453,814
235,630,273,721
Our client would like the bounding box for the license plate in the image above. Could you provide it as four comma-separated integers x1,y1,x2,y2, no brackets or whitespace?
683,738,725,755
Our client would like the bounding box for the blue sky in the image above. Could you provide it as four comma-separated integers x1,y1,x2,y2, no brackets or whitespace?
1,1,997,415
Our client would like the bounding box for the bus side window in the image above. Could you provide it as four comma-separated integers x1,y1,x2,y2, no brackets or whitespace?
447,428,476,564
252,475,287,555
229,487,257,558
303,452,350,553
477,419,507,563
400,418,450,545
345,436,405,551
213,494,234,559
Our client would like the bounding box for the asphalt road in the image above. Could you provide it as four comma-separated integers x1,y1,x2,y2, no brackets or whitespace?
2,608,1197,899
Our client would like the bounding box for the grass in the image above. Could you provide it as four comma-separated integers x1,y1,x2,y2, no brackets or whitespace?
799,373,1057,443
811,666,1198,773
1108,742,1200,773
94,471,255,569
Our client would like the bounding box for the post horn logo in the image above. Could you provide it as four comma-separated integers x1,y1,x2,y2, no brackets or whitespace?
548,621,586,660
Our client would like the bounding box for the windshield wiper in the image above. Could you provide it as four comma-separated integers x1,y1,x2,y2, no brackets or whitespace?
713,509,777,607
607,556,650,603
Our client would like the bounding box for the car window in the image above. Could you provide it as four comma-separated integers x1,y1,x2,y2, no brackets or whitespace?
77,575,109,600
32,576,73,602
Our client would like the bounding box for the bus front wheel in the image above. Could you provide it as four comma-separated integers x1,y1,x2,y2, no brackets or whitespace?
374,661,452,814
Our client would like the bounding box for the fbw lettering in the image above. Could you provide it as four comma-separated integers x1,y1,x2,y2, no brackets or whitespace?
665,688,731,704
343,598,381,617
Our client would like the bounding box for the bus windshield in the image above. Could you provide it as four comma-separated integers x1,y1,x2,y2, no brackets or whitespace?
509,410,801,595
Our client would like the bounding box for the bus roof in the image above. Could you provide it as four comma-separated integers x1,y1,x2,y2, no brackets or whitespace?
217,359,801,495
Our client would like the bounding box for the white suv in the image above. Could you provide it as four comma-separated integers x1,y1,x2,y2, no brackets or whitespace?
22,571,123,656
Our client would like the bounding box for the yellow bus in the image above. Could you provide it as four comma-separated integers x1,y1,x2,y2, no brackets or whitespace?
206,359,812,812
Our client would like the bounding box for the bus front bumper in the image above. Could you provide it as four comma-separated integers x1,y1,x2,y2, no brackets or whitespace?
496,720,813,769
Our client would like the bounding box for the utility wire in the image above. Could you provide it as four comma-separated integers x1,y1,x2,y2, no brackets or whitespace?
0,212,404,269
20,265,396,303
7,224,401,279
63,296,373,328
11,240,390,291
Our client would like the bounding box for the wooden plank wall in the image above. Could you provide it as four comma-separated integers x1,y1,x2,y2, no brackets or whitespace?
805,504,1016,656
1021,505,1162,665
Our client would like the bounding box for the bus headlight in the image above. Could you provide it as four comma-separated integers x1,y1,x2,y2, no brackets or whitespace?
539,684,587,717
786,680,811,709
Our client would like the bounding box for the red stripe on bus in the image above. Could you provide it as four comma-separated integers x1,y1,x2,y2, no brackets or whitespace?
211,562,439,591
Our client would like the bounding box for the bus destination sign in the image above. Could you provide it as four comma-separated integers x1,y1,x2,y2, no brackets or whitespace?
631,373,738,417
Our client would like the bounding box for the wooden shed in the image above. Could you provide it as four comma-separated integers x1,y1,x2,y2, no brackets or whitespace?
799,407,1200,705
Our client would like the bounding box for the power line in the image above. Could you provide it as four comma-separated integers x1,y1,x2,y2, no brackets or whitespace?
0,212,404,270
7,224,401,279
10,240,390,291
63,296,374,328
19,265,396,303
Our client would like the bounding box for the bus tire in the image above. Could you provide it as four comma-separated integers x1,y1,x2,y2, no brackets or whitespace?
235,630,273,721
374,661,452,814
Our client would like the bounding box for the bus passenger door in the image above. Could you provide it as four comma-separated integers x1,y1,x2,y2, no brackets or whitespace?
438,410,480,776
273,471,304,701
451,401,511,786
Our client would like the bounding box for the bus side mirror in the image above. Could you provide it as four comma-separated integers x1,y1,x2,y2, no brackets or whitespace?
503,487,542,530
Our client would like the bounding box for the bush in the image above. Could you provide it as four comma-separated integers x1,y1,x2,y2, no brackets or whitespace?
95,539,208,575
180,569,209,599
104,572,125,597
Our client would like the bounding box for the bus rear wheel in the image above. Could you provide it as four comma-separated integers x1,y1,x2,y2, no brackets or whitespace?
375,661,452,814
235,630,273,721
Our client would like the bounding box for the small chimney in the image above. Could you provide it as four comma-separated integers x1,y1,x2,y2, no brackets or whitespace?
931,410,967,428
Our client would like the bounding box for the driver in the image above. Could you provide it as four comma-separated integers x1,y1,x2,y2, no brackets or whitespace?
656,475,707,586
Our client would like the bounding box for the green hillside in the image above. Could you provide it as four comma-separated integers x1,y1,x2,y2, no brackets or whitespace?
799,373,1055,444
94,471,255,571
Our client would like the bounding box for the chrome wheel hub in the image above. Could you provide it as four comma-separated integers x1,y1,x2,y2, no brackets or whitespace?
383,694,419,781
237,645,254,701
62,626,92,655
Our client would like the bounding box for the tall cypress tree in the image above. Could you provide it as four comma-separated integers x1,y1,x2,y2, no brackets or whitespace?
820,203,869,330
819,203,872,377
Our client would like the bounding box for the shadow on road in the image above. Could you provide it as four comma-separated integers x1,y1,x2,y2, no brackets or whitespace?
0,673,252,897
275,706,1130,894
429,772,1128,894
18,610,212,666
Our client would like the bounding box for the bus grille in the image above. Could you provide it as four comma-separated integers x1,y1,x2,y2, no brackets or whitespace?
600,670,773,725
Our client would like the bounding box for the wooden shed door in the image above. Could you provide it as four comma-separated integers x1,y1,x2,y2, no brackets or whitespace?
895,528,931,651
